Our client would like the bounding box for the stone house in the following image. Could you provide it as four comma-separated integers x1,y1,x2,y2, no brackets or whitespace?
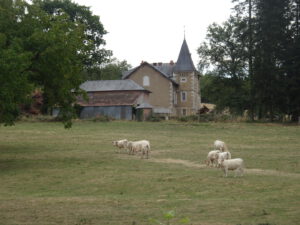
123,38,201,117
74,38,200,120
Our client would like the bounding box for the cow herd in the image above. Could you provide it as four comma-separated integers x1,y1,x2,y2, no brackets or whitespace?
112,139,244,177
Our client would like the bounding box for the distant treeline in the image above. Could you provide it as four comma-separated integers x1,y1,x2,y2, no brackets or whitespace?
198,0,300,122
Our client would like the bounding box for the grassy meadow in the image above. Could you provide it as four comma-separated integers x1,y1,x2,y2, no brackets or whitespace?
0,120,299,225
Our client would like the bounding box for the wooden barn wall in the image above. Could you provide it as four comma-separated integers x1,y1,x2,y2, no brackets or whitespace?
80,106,133,120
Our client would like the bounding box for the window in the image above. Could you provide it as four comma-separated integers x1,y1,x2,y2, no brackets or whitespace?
180,74,187,83
181,91,187,102
180,77,187,83
182,109,187,116
143,76,150,86
173,91,177,105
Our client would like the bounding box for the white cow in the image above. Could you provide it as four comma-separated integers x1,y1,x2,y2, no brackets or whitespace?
219,158,244,177
112,139,128,153
214,140,228,152
127,140,151,159
205,150,221,167
216,151,232,167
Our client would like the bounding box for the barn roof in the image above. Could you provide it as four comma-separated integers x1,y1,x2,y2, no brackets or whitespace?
136,102,153,109
80,80,149,92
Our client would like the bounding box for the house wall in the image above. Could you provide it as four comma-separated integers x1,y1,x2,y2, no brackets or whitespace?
126,65,173,113
174,71,201,116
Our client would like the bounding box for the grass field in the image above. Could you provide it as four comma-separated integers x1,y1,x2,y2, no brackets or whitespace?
0,120,299,225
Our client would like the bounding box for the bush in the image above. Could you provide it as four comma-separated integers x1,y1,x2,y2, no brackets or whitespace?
19,114,57,122
177,113,237,123
177,115,199,122
198,114,215,122
147,115,162,122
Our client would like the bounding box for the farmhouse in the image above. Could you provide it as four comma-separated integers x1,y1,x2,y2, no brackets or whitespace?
123,38,201,117
76,38,201,120
76,80,151,120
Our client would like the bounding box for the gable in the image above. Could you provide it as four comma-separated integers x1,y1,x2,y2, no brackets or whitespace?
123,62,178,86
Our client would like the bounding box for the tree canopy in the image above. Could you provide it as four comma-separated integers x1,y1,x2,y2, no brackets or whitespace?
83,58,132,81
0,0,110,127
198,0,300,121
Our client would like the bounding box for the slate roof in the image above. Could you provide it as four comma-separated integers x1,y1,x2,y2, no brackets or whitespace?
79,80,149,92
122,39,197,81
152,62,175,78
122,62,178,85
173,39,197,73
136,102,153,109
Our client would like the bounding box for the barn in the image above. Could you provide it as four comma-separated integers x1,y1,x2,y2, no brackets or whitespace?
76,80,151,120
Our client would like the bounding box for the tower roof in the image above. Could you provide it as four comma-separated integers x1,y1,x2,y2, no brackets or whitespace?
174,39,197,73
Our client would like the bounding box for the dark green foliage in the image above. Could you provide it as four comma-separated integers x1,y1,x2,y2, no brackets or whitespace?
35,0,112,67
198,0,300,121
83,58,132,80
0,0,110,127
147,115,162,122
200,73,250,115
253,0,291,120
198,16,250,115
177,115,199,122
0,0,34,125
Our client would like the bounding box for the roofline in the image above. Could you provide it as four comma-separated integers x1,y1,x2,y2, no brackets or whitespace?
83,89,151,93
77,103,136,107
173,39,198,73
123,61,179,86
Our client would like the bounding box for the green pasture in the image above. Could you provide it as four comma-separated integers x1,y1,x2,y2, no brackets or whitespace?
0,121,299,225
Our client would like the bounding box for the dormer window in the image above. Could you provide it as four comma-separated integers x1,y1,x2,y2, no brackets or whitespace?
143,75,150,86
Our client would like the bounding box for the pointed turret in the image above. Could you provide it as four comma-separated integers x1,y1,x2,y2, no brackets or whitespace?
174,39,196,73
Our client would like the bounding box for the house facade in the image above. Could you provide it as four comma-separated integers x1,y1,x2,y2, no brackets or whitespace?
123,38,201,117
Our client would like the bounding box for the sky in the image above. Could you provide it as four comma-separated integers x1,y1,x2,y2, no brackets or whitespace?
73,0,234,67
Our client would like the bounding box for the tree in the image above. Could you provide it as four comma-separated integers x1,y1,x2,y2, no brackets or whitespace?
199,0,299,121
0,0,34,125
0,0,108,127
35,0,112,68
197,16,249,114
286,0,300,121
253,0,291,120
233,0,257,120
83,58,132,80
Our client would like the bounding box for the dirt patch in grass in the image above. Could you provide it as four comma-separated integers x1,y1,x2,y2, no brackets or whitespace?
149,158,206,169
246,168,300,178
123,156,300,178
